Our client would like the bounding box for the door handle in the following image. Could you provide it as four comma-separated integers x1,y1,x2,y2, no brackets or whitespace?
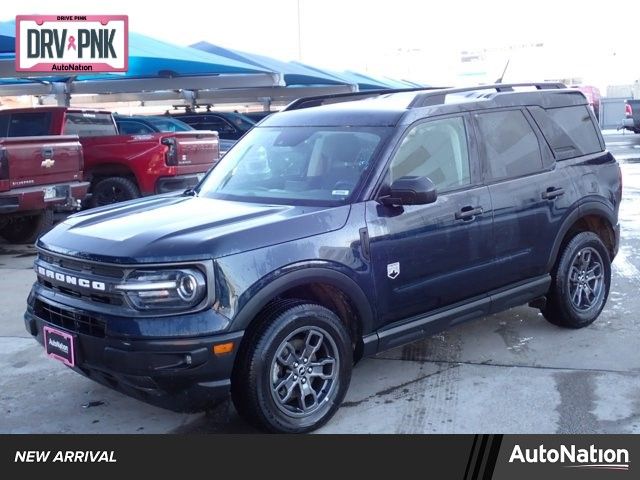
541,187,565,200
455,206,483,220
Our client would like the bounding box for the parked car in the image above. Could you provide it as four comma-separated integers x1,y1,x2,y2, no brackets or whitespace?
0,129,88,243
114,115,195,134
0,108,219,208
570,85,601,120
622,99,640,133
169,110,255,141
25,83,621,433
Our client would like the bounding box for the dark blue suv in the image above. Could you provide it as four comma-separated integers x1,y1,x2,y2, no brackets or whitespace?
25,83,622,433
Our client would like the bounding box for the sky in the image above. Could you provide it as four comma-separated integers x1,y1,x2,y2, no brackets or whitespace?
3,0,639,90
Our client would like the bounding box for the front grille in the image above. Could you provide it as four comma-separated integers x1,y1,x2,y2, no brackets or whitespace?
34,299,106,338
37,278,124,306
36,251,126,306
38,252,125,278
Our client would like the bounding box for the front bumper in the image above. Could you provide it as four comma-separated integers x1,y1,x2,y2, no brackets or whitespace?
0,181,90,214
24,291,244,412
155,174,203,194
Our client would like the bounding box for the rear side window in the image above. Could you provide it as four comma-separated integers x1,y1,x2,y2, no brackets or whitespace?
117,120,154,135
476,110,543,181
0,114,8,137
201,116,236,134
529,105,601,159
6,112,52,137
64,112,117,137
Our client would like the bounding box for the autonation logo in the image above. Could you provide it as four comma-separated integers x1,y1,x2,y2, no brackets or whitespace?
510,444,630,471
16,15,128,73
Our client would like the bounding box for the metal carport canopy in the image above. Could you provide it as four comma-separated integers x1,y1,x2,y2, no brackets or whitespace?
0,23,283,100
190,41,354,88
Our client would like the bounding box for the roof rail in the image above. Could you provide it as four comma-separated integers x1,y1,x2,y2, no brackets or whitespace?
409,82,567,108
282,86,445,111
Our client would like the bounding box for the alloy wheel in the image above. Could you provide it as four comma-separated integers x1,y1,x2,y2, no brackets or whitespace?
269,326,339,417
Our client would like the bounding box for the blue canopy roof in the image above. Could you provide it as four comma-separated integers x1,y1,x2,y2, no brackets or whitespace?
0,21,270,81
0,21,15,54
190,41,349,87
290,62,409,90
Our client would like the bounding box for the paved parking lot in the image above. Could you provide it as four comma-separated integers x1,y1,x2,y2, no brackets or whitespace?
1,132,639,434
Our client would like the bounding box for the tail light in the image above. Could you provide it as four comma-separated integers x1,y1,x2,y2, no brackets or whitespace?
161,138,178,166
625,103,633,118
0,148,8,179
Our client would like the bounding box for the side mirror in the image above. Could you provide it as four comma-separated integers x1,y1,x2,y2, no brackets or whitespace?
379,176,437,206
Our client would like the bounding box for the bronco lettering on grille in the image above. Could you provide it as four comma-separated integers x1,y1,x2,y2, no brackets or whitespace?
37,266,106,291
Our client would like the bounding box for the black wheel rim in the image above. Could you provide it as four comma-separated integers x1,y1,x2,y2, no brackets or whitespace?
568,247,605,311
269,326,339,418
96,184,128,205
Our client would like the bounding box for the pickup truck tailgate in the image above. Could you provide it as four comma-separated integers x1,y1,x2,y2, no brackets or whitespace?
171,131,219,166
0,135,83,193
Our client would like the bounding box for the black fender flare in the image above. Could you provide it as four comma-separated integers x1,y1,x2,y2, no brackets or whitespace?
546,200,617,271
231,266,375,337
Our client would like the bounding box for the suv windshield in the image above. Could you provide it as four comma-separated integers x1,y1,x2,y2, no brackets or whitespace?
198,126,390,205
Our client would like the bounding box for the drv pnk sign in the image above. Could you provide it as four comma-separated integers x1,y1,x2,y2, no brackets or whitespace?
16,15,128,73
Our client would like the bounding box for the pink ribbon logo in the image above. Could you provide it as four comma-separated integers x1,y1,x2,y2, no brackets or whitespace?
67,36,77,50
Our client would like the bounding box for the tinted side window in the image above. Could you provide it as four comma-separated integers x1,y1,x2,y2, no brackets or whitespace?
118,121,154,135
0,114,9,137
476,110,543,181
529,105,601,158
7,112,52,137
202,116,236,134
389,116,470,192
64,112,117,137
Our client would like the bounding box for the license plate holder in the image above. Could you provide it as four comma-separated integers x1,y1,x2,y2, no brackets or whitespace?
43,186,57,200
43,325,76,367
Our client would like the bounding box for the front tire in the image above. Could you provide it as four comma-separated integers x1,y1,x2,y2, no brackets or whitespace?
232,301,352,433
542,232,611,328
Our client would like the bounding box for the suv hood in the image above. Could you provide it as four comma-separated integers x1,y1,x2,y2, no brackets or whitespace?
38,195,351,264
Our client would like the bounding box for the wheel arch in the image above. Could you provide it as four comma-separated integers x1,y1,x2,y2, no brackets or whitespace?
86,163,139,187
547,202,617,272
232,267,375,361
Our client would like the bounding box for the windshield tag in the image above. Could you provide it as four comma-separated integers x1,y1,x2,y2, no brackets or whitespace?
331,189,350,196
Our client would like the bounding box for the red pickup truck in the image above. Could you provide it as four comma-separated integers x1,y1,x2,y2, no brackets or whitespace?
0,108,219,207
0,133,89,243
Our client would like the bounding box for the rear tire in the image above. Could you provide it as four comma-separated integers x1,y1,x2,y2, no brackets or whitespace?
0,209,54,244
231,301,352,433
90,177,140,208
542,232,611,329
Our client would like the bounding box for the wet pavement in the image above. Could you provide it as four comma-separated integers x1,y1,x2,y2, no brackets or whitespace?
1,131,639,434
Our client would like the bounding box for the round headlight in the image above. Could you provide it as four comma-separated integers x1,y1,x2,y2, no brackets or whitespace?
177,273,198,301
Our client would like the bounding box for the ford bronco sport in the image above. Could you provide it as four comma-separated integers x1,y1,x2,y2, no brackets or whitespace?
24,83,621,433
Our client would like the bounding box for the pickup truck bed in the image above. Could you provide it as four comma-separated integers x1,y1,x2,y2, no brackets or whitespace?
0,108,220,208
0,135,89,243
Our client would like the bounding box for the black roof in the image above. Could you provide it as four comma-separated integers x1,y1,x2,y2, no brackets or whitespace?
260,83,589,128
